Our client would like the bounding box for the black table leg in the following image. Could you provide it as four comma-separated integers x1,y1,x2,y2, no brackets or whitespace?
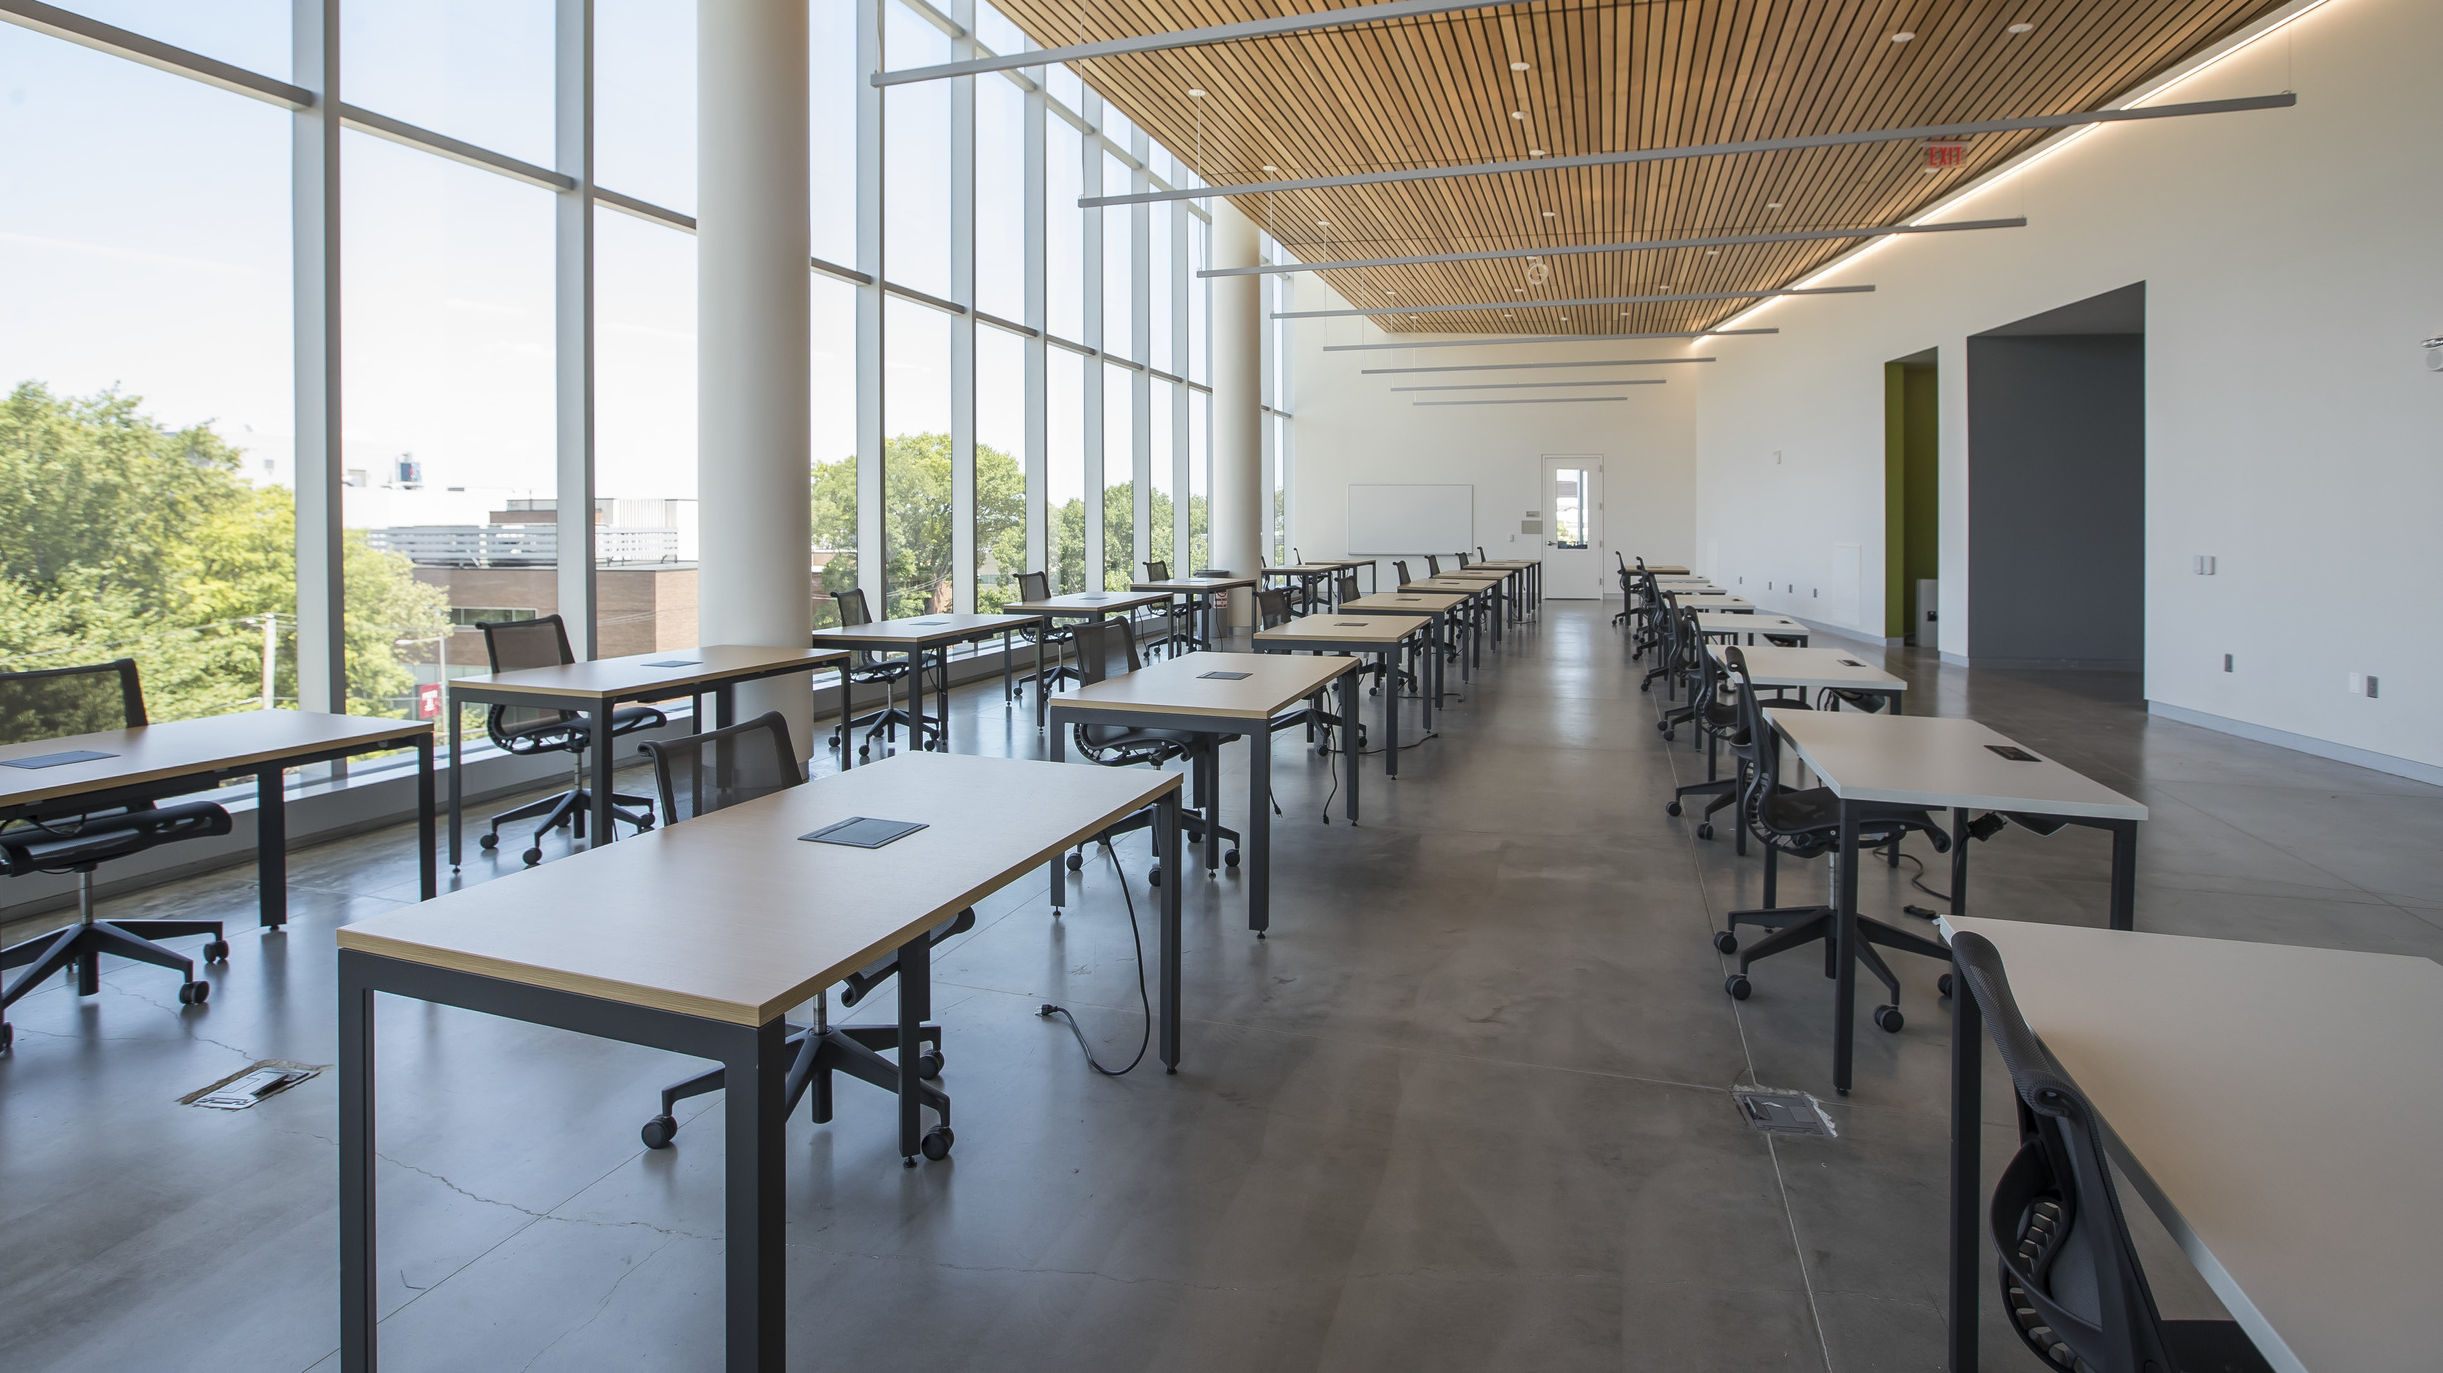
1341,671,1362,822
1248,733,1271,935
1001,630,1013,703
836,669,855,771
2108,819,2139,930
1047,721,1067,908
723,1017,788,1367
1035,633,1047,731
1198,740,1220,872
447,700,463,869
415,738,436,900
1157,788,1182,1072
897,932,929,1163
716,685,736,729
337,954,376,1372
589,702,615,847
257,763,288,929
1948,944,1983,1373
1950,807,1970,914
1834,803,1861,1094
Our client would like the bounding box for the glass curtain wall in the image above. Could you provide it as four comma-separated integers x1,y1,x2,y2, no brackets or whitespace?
2,1,1234,766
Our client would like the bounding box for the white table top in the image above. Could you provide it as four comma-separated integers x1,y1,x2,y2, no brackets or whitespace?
1253,615,1426,648
1047,650,1354,722
338,753,1176,1024
452,644,846,701
1341,592,1470,614
1766,710,2145,819
1,710,431,809
809,613,1040,647
1940,915,2443,1373
1006,590,1170,614
1695,612,1807,638
1709,645,1906,694
1676,595,1754,613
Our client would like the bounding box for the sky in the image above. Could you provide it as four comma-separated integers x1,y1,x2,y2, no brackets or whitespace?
0,0,1217,532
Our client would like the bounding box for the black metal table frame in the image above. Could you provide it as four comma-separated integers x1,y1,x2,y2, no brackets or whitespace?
1021,601,1164,730
820,622,1034,765
1049,664,1358,937
338,787,1179,1373
2,732,437,930
1255,626,1428,777
1357,605,1459,706
448,663,849,868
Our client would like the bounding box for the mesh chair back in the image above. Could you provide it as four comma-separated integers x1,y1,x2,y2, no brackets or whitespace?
1393,559,1413,585
1019,570,1052,601
1144,559,1171,582
1455,552,1471,567
1951,931,2183,1373
1072,618,1143,686
1426,554,1444,575
0,659,145,746
1335,571,1360,603
640,711,804,825
1255,588,1293,629
833,587,899,673
480,616,579,741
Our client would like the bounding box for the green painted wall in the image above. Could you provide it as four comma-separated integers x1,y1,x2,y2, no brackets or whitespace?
1883,361,1940,639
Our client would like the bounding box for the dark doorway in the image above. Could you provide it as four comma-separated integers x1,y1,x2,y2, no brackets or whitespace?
1966,283,2145,669
1883,349,1938,643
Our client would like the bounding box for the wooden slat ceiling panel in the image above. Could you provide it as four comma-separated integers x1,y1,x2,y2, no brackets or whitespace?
991,0,2289,335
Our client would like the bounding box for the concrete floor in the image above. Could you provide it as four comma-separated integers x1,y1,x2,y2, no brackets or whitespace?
5,603,2438,1371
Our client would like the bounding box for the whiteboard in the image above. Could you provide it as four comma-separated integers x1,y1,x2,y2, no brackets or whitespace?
1346,484,1473,554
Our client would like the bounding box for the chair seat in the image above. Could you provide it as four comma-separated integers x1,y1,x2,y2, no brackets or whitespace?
1760,786,1945,851
0,800,234,875
501,704,667,755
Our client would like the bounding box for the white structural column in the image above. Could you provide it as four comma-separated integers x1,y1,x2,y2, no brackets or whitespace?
553,0,597,657
291,0,344,715
1210,201,1263,624
948,0,977,613
697,1,813,747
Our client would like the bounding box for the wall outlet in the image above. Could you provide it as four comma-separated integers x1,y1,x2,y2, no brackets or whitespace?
2347,673,2381,698
1811,587,1819,598
2223,654,2234,673
2191,555,2218,575
1772,450,1784,465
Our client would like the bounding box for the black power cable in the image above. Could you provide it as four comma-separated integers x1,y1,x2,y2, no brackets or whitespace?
1038,838,1151,1076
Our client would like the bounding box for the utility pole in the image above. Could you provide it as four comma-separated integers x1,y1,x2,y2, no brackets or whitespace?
258,613,278,710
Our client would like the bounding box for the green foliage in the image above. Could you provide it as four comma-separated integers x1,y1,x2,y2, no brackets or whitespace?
811,434,1027,618
0,381,448,722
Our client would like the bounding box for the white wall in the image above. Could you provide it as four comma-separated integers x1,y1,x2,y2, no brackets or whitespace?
1285,274,1698,594
1689,0,2443,771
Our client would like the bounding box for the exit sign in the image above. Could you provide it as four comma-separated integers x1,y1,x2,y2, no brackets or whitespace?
1926,140,1967,167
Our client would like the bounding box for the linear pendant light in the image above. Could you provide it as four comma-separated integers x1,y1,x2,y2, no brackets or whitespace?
1392,379,1667,391
1362,357,1716,375
1413,396,1630,406
1202,217,2023,279
1100,94,2294,209
871,0,1541,87
1278,284,1870,320
1325,329,1774,352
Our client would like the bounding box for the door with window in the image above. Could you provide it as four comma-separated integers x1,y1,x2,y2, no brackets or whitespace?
1541,456,1604,597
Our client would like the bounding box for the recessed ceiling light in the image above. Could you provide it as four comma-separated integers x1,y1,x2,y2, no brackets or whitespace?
1509,60,1531,72
1767,201,1782,210
1503,312,1513,317
2007,22,2034,35
1891,31,1916,42
1514,288,1527,294
1510,111,1528,121
1261,164,1278,173
1315,220,1330,228
1541,210,1556,218
1923,166,1940,174
1187,88,1206,98
1705,248,1719,256
1661,283,1672,290
1528,148,1547,156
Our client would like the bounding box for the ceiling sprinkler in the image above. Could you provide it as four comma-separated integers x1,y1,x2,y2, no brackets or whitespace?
1524,256,1551,287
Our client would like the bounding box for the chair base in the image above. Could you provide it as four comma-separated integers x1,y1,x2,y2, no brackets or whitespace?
485,787,655,865
642,1019,948,1158
833,704,938,759
1717,900,1950,1027
2,915,223,1022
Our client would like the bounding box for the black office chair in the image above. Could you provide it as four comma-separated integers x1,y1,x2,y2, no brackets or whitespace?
1010,570,1080,699
1612,552,1636,627
476,615,663,865
1254,589,1363,752
1712,648,1952,1031
1062,620,1238,883
826,587,933,760
1951,931,2276,1373
1454,552,1471,568
635,711,966,1160
1425,554,1444,576
1,660,231,1046
1641,591,1686,697
1665,626,1747,838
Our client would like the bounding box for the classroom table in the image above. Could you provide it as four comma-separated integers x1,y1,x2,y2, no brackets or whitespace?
1400,578,1498,666
1939,916,2443,1373
336,751,1182,1373
0,710,437,928
1306,557,1379,596
1253,613,1432,774
810,612,1041,759
1435,566,1521,628
1635,563,1692,576
447,646,849,867
1003,590,1174,727
1402,575,1506,653
1763,709,2145,1092
1259,563,1343,612
1339,591,1471,704
1695,612,1808,644
1048,650,1358,936
1707,644,1908,712
1128,575,1259,653
1467,557,1541,611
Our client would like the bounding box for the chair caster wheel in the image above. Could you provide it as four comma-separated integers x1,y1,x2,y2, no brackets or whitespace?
1665,801,1683,817
203,939,231,963
920,1126,954,1161
1875,1005,1905,1033
478,833,500,851
522,848,544,866
641,1115,677,1149
1224,849,1240,868
1724,974,1751,1001
858,747,871,761
918,1049,944,1080
1938,973,1954,998
1656,719,1670,733
1713,931,1738,955
636,814,655,831
1661,729,1676,742
1065,852,1084,872
178,980,210,1006
1696,822,1715,840
1148,867,1162,887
